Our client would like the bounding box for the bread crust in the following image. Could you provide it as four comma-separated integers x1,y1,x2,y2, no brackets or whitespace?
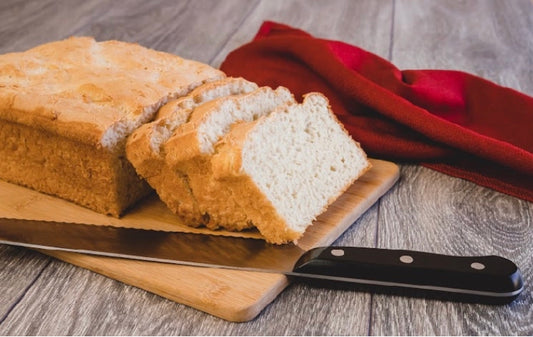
0,37,224,216
163,87,295,231
212,118,302,243
0,119,151,216
0,37,224,148
155,77,257,120
126,78,259,224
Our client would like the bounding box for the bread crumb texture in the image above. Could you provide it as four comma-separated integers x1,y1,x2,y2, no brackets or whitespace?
212,93,370,243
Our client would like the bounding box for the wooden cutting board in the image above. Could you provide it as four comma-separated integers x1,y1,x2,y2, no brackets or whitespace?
0,158,399,322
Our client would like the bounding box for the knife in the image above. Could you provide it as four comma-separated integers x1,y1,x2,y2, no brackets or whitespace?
0,217,523,304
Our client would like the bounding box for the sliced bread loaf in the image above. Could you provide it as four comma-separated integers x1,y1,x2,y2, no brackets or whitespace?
163,86,296,230
211,93,371,244
126,77,258,223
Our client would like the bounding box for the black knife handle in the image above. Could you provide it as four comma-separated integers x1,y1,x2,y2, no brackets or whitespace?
292,247,523,304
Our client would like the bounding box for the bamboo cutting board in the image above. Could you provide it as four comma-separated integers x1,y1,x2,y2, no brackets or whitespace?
0,159,399,322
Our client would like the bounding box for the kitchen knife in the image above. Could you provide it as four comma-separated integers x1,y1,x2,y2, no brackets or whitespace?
0,217,523,304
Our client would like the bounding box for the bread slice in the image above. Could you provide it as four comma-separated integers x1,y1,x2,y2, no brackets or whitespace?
211,93,371,244
163,86,296,229
0,37,224,216
125,77,258,223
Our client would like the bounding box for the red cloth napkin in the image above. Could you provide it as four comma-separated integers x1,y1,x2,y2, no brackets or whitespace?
220,21,533,202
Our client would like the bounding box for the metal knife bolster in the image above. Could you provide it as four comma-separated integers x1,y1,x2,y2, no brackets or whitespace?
293,247,523,303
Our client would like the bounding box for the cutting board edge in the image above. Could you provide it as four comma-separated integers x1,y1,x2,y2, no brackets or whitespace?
3,159,401,322
41,249,290,322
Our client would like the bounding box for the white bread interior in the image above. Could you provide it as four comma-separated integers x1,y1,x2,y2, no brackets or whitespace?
212,93,371,243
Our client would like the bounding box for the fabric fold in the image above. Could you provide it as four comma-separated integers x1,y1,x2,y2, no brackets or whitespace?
220,21,533,202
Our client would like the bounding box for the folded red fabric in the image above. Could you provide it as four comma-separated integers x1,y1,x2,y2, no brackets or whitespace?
220,21,533,202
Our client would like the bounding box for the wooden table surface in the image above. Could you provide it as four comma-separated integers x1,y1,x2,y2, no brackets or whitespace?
1,0,532,335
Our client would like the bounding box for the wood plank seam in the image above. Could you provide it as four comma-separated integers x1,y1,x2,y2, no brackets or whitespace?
0,259,52,327
68,3,114,38
388,0,397,61
366,288,375,336
207,0,261,67
368,1,396,332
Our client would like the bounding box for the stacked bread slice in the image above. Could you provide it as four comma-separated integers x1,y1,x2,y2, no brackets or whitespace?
162,85,296,230
127,81,370,244
126,77,259,224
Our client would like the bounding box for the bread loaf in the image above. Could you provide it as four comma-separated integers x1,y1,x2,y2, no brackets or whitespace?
1,37,371,243
212,93,371,243
0,37,224,216
125,77,258,223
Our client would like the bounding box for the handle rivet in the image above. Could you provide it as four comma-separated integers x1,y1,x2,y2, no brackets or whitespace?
331,249,345,257
470,262,485,270
399,255,414,264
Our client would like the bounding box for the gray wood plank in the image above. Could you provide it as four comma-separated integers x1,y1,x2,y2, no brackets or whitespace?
0,0,260,65
0,209,380,336
72,0,261,64
210,0,394,68
373,166,533,335
0,0,112,54
0,246,50,324
391,0,533,94
0,259,193,335
369,0,533,334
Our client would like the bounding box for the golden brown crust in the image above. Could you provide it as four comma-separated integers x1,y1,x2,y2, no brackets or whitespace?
0,37,224,216
127,79,260,226
125,123,163,178
162,88,294,231
156,97,193,120
0,37,225,148
127,126,206,224
0,119,151,216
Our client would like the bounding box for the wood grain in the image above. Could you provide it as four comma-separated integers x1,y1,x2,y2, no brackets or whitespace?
72,0,261,63
372,166,533,335
391,0,533,95
368,1,533,334
0,160,399,322
0,246,50,324
0,0,110,54
0,0,532,334
210,0,394,68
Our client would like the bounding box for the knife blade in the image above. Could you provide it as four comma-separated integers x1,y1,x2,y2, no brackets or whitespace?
0,217,523,304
